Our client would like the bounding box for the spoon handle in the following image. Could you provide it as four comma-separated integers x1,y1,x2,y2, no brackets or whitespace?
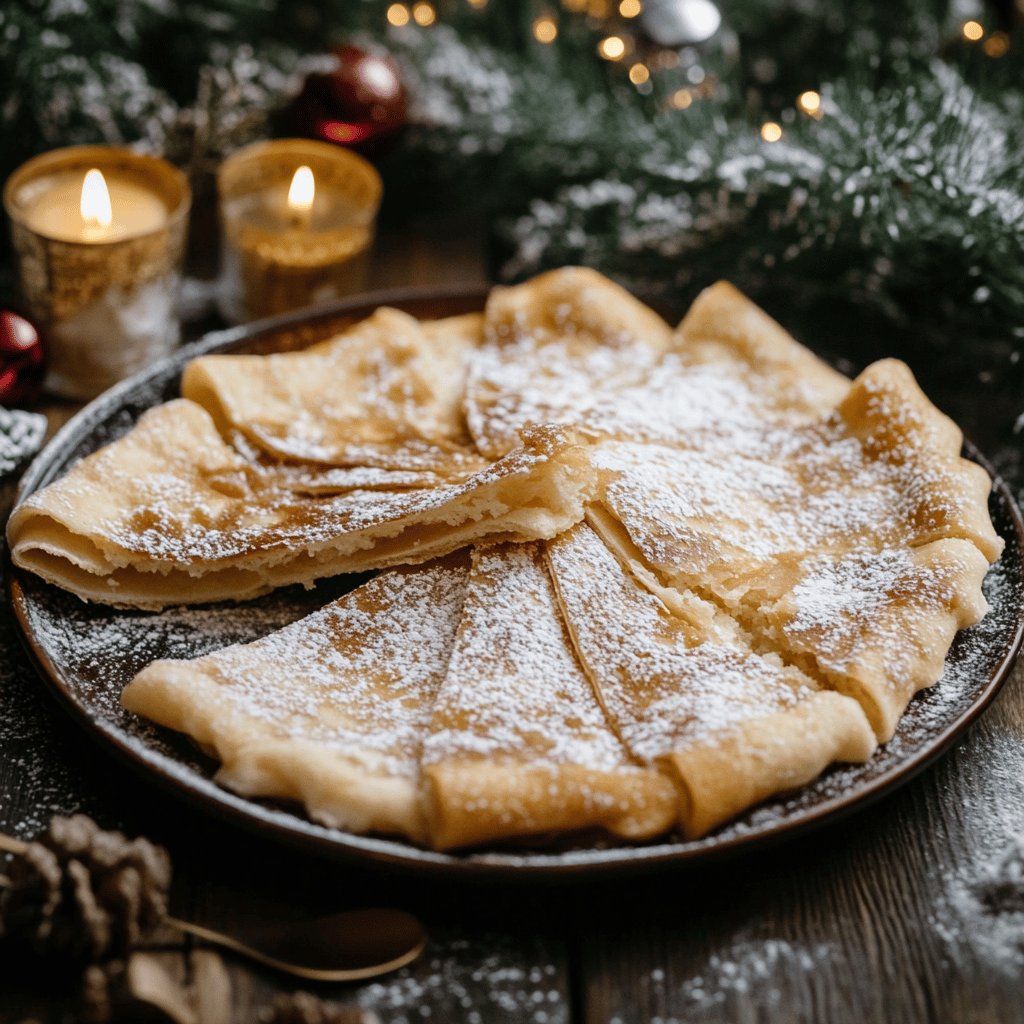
165,915,276,966
165,914,422,982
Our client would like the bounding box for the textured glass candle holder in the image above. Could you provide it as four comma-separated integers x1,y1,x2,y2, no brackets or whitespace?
4,146,190,399
217,139,382,324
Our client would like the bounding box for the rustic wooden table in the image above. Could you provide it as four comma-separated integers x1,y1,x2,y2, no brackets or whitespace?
2,223,1023,1023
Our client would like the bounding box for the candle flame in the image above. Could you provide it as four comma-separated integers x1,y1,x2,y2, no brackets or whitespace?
80,169,112,230
288,165,315,215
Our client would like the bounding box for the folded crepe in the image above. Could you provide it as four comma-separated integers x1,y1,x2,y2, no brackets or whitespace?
672,280,849,421
546,522,877,839
464,267,675,458
588,359,1001,609
183,309,484,476
422,543,676,850
7,399,594,609
122,555,469,841
225,430,487,496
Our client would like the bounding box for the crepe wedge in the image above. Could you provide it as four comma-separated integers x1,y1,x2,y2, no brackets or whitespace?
122,555,469,841
578,280,853,447
464,267,675,458
465,272,849,458
546,523,876,839
7,399,594,609
422,542,677,850
672,280,849,421
729,540,992,741
183,308,484,478
589,360,1000,597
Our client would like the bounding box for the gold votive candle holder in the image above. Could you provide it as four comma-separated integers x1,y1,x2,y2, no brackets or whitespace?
217,139,383,323
4,146,191,399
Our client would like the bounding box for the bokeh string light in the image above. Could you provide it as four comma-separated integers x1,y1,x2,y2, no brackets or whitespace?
598,34,627,60
628,62,651,84
797,90,822,118
387,3,410,27
983,31,1010,57
412,2,436,26
533,15,559,43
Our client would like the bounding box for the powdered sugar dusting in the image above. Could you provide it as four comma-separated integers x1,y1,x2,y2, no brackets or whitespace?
424,544,626,771
788,549,929,638
135,558,468,778
547,525,826,763
356,934,567,1023
465,334,664,457
596,405,987,591
610,940,834,1023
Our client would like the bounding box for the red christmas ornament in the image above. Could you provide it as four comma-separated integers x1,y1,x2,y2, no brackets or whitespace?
292,45,408,153
0,311,45,406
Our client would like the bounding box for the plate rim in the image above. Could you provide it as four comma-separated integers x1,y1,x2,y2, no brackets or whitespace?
7,286,1024,880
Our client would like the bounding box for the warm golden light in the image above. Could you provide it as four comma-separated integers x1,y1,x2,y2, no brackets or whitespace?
671,87,693,109
760,121,783,143
80,169,112,231
533,15,558,42
598,35,626,60
467,0,487,7
629,62,650,85
588,0,610,16
619,0,642,17
562,0,588,11
412,1,436,25
287,166,315,221
387,3,411,26
961,19,984,41
983,30,1009,56
797,90,822,118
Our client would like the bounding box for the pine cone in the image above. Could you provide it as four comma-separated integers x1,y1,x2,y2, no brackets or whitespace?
0,815,171,963
261,991,379,1024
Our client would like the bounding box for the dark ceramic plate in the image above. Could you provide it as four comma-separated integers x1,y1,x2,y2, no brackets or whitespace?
8,287,1024,879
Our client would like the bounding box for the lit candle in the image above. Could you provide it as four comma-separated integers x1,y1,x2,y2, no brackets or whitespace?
4,146,190,398
217,139,382,323
287,165,315,231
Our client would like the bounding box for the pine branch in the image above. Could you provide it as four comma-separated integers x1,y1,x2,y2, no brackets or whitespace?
493,65,1024,342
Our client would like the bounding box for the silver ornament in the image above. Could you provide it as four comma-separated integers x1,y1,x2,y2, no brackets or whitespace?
640,0,723,48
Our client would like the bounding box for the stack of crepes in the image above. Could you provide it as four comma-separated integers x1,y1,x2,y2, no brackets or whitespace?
8,269,1003,850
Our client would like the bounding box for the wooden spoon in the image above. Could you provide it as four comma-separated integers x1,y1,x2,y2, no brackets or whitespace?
0,831,426,981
